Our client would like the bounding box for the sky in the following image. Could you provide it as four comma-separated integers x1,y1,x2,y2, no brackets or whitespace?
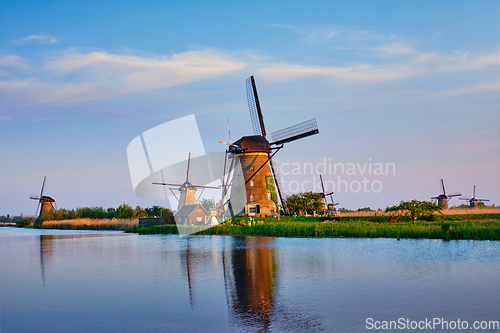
0,0,499,216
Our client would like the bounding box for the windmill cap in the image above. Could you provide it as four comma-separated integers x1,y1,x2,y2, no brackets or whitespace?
40,196,55,202
232,135,271,153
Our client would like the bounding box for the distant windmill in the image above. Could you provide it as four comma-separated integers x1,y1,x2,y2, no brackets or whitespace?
153,152,220,211
30,176,57,217
220,76,319,217
431,179,461,209
459,185,489,209
319,175,338,210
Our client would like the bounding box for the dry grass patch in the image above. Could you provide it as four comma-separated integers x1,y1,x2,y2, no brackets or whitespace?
42,218,139,230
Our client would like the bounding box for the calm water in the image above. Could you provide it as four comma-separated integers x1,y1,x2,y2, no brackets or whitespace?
1,228,500,332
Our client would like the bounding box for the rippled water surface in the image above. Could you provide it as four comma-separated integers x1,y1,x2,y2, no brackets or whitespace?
1,228,500,332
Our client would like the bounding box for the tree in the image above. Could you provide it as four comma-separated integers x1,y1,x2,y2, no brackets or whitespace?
200,198,216,212
116,203,134,219
286,191,325,216
16,218,33,227
134,206,147,217
106,207,116,219
145,206,163,217
385,200,441,222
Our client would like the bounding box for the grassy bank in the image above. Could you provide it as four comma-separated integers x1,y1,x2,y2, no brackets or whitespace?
125,214,500,240
42,218,138,230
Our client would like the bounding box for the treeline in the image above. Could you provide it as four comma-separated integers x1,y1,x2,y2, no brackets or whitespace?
0,215,12,222
37,204,173,223
285,192,325,216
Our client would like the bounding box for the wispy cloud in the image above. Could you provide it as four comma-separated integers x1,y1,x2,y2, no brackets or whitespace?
17,34,58,44
424,83,498,99
372,42,414,55
0,49,247,105
258,50,498,82
0,29,497,108
0,55,29,69
267,24,406,49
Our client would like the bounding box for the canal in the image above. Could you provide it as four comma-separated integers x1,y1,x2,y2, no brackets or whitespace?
1,228,499,332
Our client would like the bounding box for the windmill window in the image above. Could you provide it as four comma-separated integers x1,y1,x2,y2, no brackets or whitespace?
250,180,255,187
250,195,255,202
248,204,260,213
250,166,254,171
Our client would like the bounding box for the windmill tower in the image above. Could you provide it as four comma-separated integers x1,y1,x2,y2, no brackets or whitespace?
459,185,489,209
319,175,338,211
153,152,220,211
431,179,461,209
221,76,319,218
30,176,57,217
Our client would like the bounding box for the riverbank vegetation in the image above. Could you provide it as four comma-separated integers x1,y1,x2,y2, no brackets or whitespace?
41,218,138,230
126,213,500,241
11,204,172,229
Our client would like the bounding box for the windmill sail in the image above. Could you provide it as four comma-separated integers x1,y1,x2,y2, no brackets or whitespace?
269,158,287,214
242,75,320,216
270,119,319,145
246,76,266,137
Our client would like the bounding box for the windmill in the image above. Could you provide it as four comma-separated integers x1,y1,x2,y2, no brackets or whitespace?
30,176,57,217
220,76,319,218
459,185,489,209
319,175,338,211
431,179,461,209
153,152,220,212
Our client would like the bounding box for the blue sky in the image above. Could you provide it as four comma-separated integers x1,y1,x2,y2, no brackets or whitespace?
1,0,498,216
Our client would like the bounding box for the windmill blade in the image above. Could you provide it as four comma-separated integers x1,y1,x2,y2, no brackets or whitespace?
30,195,40,200
189,184,221,189
153,182,183,186
431,196,439,200
473,185,476,198
40,176,47,198
326,192,334,196
185,152,191,182
269,157,287,214
35,201,41,218
333,202,339,206
270,118,319,145
227,119,232,144
319,175,326,195
447,192,461,198
246,76,266,138
476,199,489,202
440,179,446,195
459,197,472,201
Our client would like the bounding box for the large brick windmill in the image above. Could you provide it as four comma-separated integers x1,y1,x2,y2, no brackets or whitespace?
220,76,319,218
431,179,461,209
30,176,57,217
459,185,489,209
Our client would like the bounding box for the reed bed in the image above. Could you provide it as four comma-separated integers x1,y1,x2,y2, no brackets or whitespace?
126,215,500,241
341,208,500,217
42,218,139,230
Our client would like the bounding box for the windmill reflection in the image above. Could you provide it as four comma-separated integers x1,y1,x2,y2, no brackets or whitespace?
39,235,55,286
222,236,276,331
180,237,195,310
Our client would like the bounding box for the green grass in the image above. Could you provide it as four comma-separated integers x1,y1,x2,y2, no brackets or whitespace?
125,214,500,241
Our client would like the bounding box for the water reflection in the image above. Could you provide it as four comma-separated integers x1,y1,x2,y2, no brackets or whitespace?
223,237,276,331
2,229,498,332
176,236,321,332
